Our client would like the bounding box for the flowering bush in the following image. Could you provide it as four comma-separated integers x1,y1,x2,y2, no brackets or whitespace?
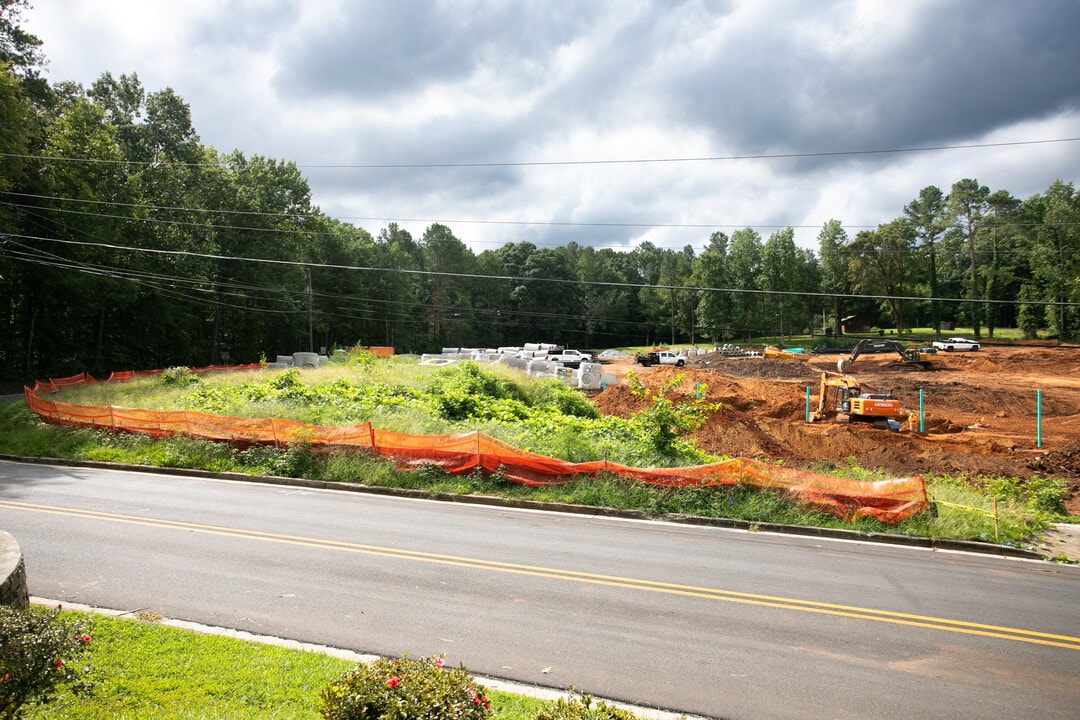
320,655,493,720
0,606,93,720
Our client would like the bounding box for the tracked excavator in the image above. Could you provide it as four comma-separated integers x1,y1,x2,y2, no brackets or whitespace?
836,339,939,372
808,371,910,427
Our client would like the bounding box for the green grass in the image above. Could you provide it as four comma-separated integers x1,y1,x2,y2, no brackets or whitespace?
23,611,552,720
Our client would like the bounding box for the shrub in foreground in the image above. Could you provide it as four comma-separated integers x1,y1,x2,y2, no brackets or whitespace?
534,691,643,720
320,655,492,720
0,606,93,719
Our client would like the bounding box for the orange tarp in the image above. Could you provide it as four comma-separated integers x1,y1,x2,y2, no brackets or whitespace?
23,368,928,524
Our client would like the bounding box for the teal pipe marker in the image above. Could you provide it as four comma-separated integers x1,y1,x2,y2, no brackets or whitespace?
919,388,924,433
805,385,811,422
1037,389,1042,448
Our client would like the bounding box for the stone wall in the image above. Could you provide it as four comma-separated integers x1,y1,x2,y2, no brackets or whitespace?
0,531,29,610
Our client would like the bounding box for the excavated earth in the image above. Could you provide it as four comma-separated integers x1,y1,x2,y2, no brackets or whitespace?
593,346,1080,516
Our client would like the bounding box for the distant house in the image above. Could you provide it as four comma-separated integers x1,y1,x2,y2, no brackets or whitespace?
840,314,872,334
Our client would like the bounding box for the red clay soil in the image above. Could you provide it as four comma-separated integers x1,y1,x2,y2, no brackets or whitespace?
593,346,1080,514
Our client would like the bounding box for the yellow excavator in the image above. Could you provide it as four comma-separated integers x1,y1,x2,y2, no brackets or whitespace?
836,339,939,372
808,371,910,427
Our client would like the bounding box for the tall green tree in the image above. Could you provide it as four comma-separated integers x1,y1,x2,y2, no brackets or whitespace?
630,241,671,345
727,228,764,340
206,150,315,361
0,0,42,70
514,246,581,346
660,245,695,345
762,227,803,344
817,219,849,337
980,190,1021,337
375,223,424,351
692,231,731,342
904,186,947,335
418,223,476,349
946,179,992,339
0,0,46,100
1023,180,1080,340
576,246,630,349
848,219,921,334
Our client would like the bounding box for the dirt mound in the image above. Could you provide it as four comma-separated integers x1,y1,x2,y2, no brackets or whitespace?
696,355,819,380
595,348,1080,504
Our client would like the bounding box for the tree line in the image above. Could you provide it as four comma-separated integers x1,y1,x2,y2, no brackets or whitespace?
1,3,1078,381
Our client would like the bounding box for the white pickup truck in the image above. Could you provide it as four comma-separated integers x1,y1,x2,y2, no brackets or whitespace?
546,349,593,365
933,337,980,352
634,350,688,367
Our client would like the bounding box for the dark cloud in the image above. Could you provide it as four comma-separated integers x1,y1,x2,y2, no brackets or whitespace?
667,1,1080,155
272,0,599,100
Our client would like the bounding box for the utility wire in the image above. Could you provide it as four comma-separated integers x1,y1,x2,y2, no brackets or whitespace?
5,231,1077,308
1,136,1077,168
4,194,1078,255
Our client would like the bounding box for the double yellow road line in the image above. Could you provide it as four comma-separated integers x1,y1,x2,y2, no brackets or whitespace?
3,499,1078,651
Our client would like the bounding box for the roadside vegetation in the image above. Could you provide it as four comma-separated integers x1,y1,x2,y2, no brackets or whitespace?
2,355,1072,548
16,610,554,720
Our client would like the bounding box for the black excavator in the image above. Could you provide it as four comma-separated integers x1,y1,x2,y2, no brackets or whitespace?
836,339,939,373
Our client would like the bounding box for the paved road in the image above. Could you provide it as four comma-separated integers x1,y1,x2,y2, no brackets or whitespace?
1,460,1079,720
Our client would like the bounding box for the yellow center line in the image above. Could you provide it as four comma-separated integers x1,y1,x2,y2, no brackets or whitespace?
4,499,1078,650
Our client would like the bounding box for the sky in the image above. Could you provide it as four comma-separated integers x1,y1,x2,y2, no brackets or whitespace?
22,0,1080,254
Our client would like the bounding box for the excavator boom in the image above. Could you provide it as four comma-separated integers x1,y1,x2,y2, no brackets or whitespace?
837,339,938,372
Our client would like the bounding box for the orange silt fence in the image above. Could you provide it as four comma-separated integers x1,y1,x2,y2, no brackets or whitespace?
23,369,929,523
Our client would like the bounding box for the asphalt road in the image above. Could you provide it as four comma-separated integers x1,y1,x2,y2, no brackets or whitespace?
1,460,1079,720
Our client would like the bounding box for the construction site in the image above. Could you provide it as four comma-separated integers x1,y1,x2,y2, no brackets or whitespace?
592,344,1080,514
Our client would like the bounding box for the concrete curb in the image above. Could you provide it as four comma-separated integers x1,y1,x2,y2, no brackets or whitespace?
0,453,1045,560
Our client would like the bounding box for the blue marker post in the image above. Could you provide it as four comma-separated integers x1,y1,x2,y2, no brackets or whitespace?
805,385,811,422
1037,390,1042,448
919,388,924,433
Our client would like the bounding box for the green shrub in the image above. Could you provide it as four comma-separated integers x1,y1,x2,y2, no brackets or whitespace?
159,366,199,387
981,474,1067,517
625,371,720,457
0,606,93,719
528,379,600,420
320,655,492,720
533,692,641,720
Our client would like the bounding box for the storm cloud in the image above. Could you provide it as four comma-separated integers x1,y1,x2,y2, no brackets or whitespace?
24,0,1080,252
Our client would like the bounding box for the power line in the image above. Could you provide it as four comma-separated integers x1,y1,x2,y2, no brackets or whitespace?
6,231,1077,308
5,193,1080,254
1,136,1077,169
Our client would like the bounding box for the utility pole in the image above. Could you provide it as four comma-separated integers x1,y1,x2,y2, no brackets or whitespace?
670,288,676,346
306,267,313,352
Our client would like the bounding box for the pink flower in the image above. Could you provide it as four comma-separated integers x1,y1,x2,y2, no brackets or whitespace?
434,657,445,668
385,676,400,689
79,635,92,643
